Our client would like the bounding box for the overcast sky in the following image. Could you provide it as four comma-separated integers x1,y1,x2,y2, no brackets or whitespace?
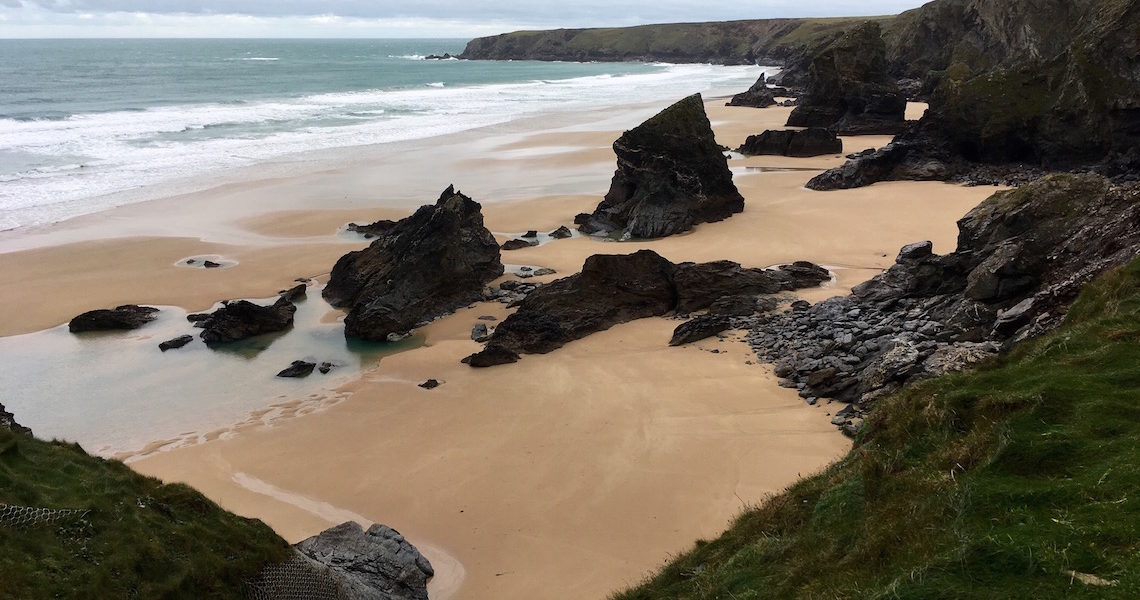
0,1,931,38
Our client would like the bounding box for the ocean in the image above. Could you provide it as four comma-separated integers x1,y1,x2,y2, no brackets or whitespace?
0,38,762,230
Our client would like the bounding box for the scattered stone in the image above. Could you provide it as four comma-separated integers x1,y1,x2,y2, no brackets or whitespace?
323,185,504,342
199,297,296,344
69,305,159,333
279,284,307,303
477,315,498,321
295,522,433,600
318,362,335,374
419,379,441,389
501,238,538,251
203,260,221,268
725,73,777,108
549,225,573,239
277,360,316,378
736,129,842,158
158,335,194,352
670,316,732,346
575,94,745,239
471,323,490,342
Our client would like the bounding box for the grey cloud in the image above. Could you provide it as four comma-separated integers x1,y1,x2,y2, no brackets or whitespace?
14,1,929,25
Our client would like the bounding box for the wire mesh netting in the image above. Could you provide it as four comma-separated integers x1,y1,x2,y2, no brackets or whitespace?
0,503,90,530
244,552,350,600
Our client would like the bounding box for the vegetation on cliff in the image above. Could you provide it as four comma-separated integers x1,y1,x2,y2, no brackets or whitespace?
0,430,289,599
615,258,1140,598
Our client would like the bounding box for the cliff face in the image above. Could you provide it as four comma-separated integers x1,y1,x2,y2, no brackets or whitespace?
459,17,891,66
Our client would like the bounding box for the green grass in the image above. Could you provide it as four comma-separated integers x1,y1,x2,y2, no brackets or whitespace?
615,259,1140,599
0,432,290,599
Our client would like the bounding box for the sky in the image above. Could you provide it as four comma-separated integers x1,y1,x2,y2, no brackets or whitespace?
0,0,931,38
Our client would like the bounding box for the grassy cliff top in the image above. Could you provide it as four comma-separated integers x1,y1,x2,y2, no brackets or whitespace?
616,258,1140,598
0,431,290,598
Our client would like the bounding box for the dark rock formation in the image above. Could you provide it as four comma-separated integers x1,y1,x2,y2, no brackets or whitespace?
277,361,316,378
203,260,221,269
425,53,455,60
346,219,398,239
737,129,842,157
159,335,193,352
749,175,1140,430
501,238,538,251
471,323,490,342
786,21,907,135
418,379,441,390
726,74,776,108
199,297,296,344
69,305,159,333
319,362,335,374
670,316,732,346
1,403,30,436
549,226,573,239
465,250,831,366
295,522,433,600
324,186,504,342
575,94,745,239
811,0,1140,190
279,284,307,303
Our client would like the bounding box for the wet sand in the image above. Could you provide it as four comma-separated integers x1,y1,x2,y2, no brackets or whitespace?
0,98,998,599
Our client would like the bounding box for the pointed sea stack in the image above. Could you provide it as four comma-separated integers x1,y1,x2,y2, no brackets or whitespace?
575,94,745,240
786,21,906,135
324,186,504,342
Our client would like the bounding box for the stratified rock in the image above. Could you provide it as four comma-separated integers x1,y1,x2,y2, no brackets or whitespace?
295,522,433,600
465,250,831,366
670,316,732,346
69,305,159,333
549,226,573,239
786,21,906,135
575,94,745,239
737,129,842,157
1,402,30,436
750,174,1140,419
726,74,776,108
324,186,504,342
158,335,194,352
501,239,538,251
199,297,296,344
277,361,316,378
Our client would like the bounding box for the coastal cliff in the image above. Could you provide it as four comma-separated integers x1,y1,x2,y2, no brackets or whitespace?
459,17,892,65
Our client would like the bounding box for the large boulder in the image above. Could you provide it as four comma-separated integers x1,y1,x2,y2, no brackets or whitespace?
295,522,433,600
725,74,776,108
465,250,831,366
574,94,745,239
736,129,842,157
199,297,296,344
786,21,907,135
68,305,158,333
324,186,504,341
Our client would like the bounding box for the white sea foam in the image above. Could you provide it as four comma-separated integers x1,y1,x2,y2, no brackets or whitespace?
0,63,770,229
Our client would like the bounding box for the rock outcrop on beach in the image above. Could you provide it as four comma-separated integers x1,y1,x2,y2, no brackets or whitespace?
198,297,297,344
465,250,830,366
574,94,744,240
725,74,776,108
786,21,907,135
68,305,159,333
158,335,193,352
295,522,434,600
346,219,398,239
1,402,30,435
749,175,1140,430
809,0,1140,190
737,129,842,157
324,186,504,342
670,316,732,346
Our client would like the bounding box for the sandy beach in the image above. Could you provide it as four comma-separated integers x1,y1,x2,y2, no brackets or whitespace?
0,98,998,599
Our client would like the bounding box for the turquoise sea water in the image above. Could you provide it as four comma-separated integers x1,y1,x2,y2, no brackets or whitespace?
0,39,761,229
